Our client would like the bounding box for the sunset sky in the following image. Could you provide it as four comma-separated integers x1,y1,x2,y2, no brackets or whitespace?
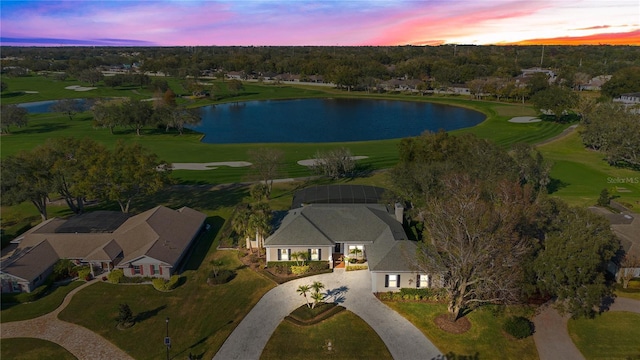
1,0,639,47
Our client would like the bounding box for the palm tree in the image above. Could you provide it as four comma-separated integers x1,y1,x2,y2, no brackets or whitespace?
310,290,325,309
297,284,311,308
310,281,326,308
248,202,272,251
232,205,252,250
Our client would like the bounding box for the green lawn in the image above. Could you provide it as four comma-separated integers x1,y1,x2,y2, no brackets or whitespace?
1,338,77,360
261,310,393,360
538,131,640,208
1,281,84,322
385,302,539,360
568,312,640,359
1,75,565,187
57,219,275,360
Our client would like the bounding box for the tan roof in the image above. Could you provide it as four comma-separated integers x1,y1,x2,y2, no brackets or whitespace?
121,206,207,266
84,239,123,262
0,240,59,282
2,206,206,281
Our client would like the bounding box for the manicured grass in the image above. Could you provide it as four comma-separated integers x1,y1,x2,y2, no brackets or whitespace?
385,302,538,359
1,338,77,360
1,281,85,322
58,223,275,360
568,312,640,359
1,75,566,187
261,310,393,360
615,281,640,300
538,130,640,208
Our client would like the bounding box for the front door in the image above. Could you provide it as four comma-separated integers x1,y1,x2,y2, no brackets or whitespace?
334,243,341,253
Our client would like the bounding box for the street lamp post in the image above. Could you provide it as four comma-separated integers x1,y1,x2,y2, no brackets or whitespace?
165,317,170,360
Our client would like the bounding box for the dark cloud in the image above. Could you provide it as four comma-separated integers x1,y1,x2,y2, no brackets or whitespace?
574,25,611,30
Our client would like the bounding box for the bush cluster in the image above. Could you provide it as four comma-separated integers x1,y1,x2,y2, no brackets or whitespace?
152,275,181,291
378,288,447,302
107,269,124,284
503,316,534,339
346,265,368,271
77,266,92,280
291,265,309,275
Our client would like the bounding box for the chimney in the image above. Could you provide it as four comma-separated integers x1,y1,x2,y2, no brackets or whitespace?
394,202,404,224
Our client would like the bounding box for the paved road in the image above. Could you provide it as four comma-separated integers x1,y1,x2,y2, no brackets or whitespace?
533,297,640,360
1,279,134,360
213,269,442,360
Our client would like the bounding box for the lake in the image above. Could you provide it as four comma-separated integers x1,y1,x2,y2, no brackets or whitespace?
190,98,485,143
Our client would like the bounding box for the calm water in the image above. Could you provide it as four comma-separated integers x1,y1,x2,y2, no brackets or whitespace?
18,99,91,113
190,98,485,143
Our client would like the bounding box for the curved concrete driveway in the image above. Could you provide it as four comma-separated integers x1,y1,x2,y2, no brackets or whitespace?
533,297,640,360
1,279,134,360
213,269,442,360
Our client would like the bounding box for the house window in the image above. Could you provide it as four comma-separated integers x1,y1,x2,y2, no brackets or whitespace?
152,265,160,275
417,274,429,288
12,281,21,292
385,274,400,288
348,245,364,259
310,248,320,261
278,249,290,261
133,265,141,275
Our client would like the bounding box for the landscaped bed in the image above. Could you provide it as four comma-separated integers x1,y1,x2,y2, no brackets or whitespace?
285,302,346,326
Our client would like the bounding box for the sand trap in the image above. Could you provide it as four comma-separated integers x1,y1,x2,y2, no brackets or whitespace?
297,156,369,167
65,85,97,92
172,161,252,170
23,91,39,94
509,116,541,123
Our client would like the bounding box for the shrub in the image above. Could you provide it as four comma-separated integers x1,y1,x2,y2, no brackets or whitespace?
52,259,77,281
308,262,329,272
77,266,91,280
117,303,135,328
345,265,368,271
207,270,236,285
291,265,309,275
107,269,124,284
503,316,534,339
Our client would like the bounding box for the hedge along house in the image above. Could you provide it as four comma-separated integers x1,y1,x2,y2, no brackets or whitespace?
264,185,434,293
0,206,207,293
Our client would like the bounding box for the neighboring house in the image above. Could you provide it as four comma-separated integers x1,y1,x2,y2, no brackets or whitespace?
581,75,611,91
264,185,433,293
589,203,640,279
520,67,556,79
614,93,640,105
0,206,207,293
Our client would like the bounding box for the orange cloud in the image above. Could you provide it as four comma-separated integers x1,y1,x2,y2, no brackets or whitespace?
509,29,640,45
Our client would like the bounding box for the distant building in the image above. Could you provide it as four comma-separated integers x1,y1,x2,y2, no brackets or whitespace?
614,93,640,105
1,206,206,293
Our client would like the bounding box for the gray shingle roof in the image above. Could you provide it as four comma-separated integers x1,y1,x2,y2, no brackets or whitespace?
265,203,418,272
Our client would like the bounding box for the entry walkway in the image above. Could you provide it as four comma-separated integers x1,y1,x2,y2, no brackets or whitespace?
213,269,442,360
1,278,134,360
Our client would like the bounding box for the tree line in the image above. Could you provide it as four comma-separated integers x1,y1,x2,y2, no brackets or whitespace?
3,46,639,96
0,137,171,219
389,131,619,321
